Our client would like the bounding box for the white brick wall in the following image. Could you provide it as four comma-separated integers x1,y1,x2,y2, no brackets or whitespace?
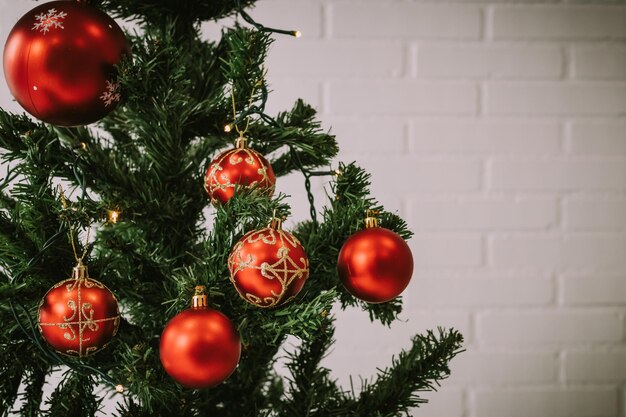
2,0,626,416
492,6,626,40
259,1,626,415
417,44,564,78
486,82,626,116
475,388,619,417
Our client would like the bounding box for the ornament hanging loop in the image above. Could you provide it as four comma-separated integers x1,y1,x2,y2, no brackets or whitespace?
71,260,88,280
269,209,284,230
58,185,91,263
229,73,265,140
235,134,248,149
364,210,380,229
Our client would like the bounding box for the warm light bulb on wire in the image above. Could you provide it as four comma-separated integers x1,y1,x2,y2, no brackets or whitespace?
107,210,120,224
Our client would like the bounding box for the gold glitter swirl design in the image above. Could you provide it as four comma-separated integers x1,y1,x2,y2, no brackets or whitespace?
204,147,275,204
228,228,309,308
38,277,120,357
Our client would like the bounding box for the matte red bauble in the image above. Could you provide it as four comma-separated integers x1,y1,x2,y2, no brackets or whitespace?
3,1,131,126
38,261,120,357
160,286,241,389
337,216,413,304
228,217,309,308
205,136,275,205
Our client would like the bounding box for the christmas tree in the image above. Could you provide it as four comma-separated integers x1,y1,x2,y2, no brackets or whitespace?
0,0,463,415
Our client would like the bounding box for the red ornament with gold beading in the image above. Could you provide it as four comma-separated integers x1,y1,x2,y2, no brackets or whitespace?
204,135,276,205
228,217,309,308
3,0,130,126
38,261,120,357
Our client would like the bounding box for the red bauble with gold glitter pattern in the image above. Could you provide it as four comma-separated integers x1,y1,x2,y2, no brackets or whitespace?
228,218,309,308
204,136,276,205
3,0,130,126
37,262,120,357
160,287,241,389
337,216,413,304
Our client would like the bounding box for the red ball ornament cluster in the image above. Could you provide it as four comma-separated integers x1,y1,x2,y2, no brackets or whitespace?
205,135,276,205
338,212,414,304
159,286,241,389
7,0,414,393
228,216,309,308
4,0,418,402
3,0,130,126
38,261,120,357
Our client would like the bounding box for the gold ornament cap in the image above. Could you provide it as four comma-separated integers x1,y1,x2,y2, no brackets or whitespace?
364,210,380,229
192,285,208,308
269,217,283,230
269,209,284,230
235,134,248,149
72,260,88,280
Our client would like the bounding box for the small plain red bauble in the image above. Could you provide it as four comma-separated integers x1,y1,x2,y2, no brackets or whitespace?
228,219,309,308
204,137,275,205
3,1,130,126
338,227,413,304
160,305,241,389
38,263,120,357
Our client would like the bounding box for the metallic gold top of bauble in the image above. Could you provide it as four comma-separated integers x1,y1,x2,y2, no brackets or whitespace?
191,285,208,308
364,211,380,229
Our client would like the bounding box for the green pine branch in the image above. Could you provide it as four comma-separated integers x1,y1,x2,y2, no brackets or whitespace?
99,0,258,28
44,372,101,417
18,367,47,417
280,321,348,416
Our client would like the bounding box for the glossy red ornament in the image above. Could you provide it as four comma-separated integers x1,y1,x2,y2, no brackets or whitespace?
3,0,130,126
38,261,120,357
337,217,413,304
160,287,241,389
228,217,309,308
204,136,276,205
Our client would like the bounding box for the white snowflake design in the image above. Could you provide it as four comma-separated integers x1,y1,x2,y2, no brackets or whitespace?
32,8,67,34
100,80,122,107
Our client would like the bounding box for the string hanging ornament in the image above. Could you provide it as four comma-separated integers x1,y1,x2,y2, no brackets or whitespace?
37,186,120,357
204,79,276,205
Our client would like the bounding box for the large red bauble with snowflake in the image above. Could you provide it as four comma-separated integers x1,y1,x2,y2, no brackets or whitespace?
160,286,241,389
205,136,276,205
3,1,130,126
228,218,309,308
37,262,120,357
337,215,413,304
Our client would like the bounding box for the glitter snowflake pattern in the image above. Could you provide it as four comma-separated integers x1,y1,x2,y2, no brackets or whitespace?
32,8,67,34
100,80,121,107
